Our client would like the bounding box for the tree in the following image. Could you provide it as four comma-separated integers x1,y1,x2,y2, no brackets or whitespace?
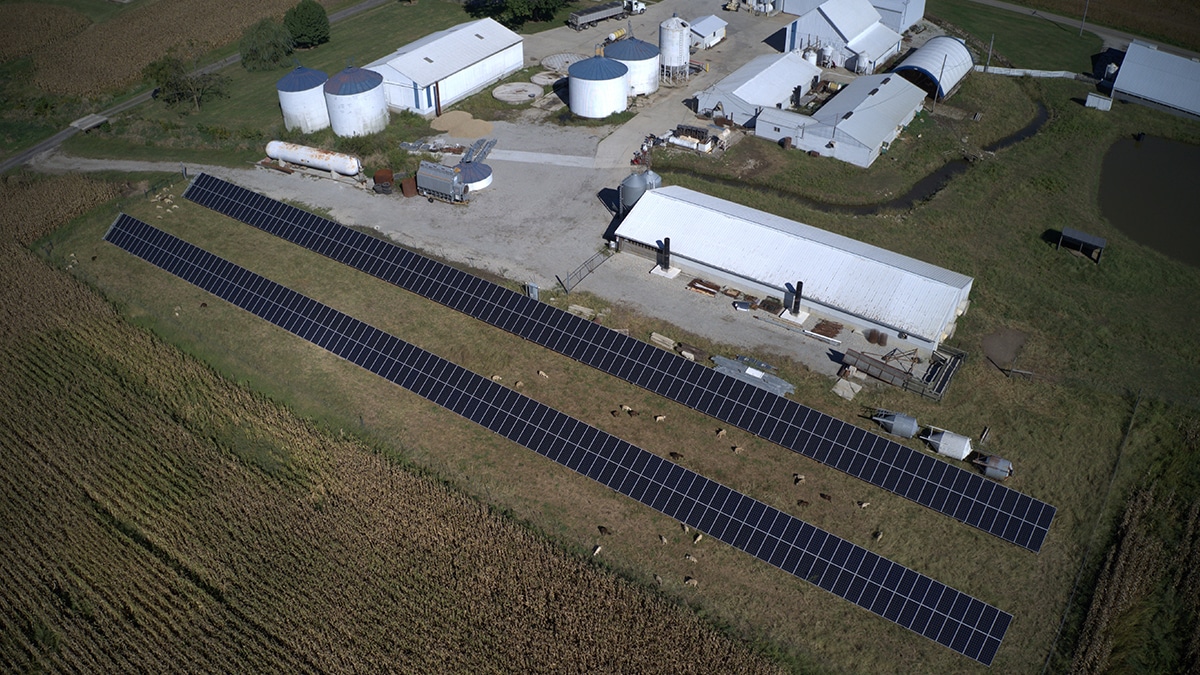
284,0,330,49
142,54,230,112
240,19,294,72
465,0,569,29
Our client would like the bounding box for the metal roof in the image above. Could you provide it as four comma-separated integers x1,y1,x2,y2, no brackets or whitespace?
615,186,972,341
819,0,881,42
324,67,382,96
893,36,973,97
276,66,327,92
845,21,902,61
368,18,522,88
705,52,821,107
810,74,925,146
689,15,728,36
603,38,659,61
1112,40,1200,116
569,56,628,81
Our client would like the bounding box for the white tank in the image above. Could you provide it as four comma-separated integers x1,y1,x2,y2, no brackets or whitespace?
603,38,660,96
568,57,629,119
803,49,818,67
659,16,691,70
276,67,330,133
323,67,388,138
266,141,362,176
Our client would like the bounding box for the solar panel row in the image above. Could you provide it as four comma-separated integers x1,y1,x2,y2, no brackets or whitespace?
182,173,1055,554
104,213,1011,665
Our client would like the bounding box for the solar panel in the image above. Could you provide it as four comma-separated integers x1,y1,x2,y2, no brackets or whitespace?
183,173,1055,553
104,213,1010,665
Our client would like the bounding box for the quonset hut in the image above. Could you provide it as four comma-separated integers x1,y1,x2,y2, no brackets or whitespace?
276,66,330,133
893,36,973,99
324,67,389,137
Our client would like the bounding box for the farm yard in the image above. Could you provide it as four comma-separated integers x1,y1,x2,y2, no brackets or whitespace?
3,0,1200,672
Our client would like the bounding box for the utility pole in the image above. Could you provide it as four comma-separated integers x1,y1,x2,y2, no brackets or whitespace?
985,34,994,73
1079,0,1090,37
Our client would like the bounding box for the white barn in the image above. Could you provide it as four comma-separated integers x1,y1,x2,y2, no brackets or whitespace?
690,15,728,49
695,52,822,126
870,0,925,34
784,0,903,74
1111,40,1200,119
756,74,926,167
614,186,972,350
365,18,523,117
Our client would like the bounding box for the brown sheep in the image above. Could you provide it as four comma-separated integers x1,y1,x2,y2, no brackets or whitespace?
797,499,810,508
820,493,833,503
598,525,610,536
669,452,684,461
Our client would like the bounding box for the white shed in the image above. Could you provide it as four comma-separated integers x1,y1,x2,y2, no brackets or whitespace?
690,15,728,49
756,74,926,167
365,18,523,117
784,0,902,74
1111,40,1200,119
870,0,925,34
694,52,821,126
613,186,973,350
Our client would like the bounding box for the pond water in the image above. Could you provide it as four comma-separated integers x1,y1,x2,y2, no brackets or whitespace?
1100,135,1200,268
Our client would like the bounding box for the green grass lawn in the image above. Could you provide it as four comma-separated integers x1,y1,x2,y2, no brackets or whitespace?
928,0,1103,71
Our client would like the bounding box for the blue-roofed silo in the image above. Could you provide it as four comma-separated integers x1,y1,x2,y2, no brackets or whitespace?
323,67,389,137
567,57,629,119
276,66,330,133
603,38,659,96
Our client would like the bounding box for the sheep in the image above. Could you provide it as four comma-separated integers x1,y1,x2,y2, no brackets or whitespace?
669,452,684,461
515,380,524,388
537,370,549,379
491,375,503,382
692,533,703,545
619,404,632,412
793,473,806,485
654,574,663,586
856,501,870,509
654,415,666,422
820,493,833,503
797,499,810,508
627,409,640,417
731,445,744,455
716,428,727,438
684,577,699,587
592,544,603,557
680,522,690,534
873,530,884,541
684,553,697,563
199,302,207,308
611,410,622,417
598,525,610,536
659,534,668,545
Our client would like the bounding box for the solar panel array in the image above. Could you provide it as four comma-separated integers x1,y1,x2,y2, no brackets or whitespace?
183,173,1055,554
104,213,1011,665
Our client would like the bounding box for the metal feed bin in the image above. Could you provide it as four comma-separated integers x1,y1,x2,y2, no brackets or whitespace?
872,410,919,439
920,427,973,460
973,455,1014,481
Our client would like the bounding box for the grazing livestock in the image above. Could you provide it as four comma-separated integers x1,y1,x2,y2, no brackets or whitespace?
820,493,833,503
731,446,744,455
684,553,697,563
684,577,699,587
659,534,668,545
655,574,663,586
611,410,622,417
654,415,666,422
491,375,503,382
620,404,633,412
627,409,640,417
669,452,684,461
515,380,524,388
598,525,610,536
873,530,884,541
793,473,805,485
592,544,603,557
716,428,727,438
681,522,690,534
537,370,549,379
692,533,703,545
797,499,810,508
857,501,870,509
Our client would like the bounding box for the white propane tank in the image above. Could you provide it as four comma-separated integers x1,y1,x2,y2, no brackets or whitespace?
266,141,362,176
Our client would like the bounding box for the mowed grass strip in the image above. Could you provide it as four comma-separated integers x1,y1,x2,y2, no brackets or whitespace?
996,0,1200,52
928,0,1102,71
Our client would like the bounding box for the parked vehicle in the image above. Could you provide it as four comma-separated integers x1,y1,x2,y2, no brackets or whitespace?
568,0,645,31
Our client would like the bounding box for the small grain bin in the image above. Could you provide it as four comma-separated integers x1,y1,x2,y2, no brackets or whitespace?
659,16,691,82
276,66,330,133
603,38,660,96
457,161,493,192
973,455,1014,481
920,427,973,461
619,171,646,214
568,57,629,119
871,410,919,439
324,67,388,138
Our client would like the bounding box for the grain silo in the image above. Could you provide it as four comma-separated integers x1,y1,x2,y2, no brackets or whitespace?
276,66,330,133
324,67,389,137
603,38,660,96
659,16,690,84
568,57,629,119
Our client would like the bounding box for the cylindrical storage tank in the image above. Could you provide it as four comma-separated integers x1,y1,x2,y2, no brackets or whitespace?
803,49,818,67
619,171,647,213
872,411,918,439
604,38,660,96
568,57,629,119
323,67,388,138
819,45,834,67
276,66,330,133
976,455,1014,481
643,169,662,191
921,430,973,460
659,17,691,71
266,141,362,176
457,162,493,192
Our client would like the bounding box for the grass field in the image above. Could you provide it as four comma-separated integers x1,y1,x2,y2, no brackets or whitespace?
0,174,784,673
928,0,1102,71
996,0,1200,52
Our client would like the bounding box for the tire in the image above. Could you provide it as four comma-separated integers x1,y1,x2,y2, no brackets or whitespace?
427,196,434,203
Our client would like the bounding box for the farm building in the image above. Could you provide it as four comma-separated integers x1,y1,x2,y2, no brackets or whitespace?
1111,40,1200,119
783,0,903,74
756,74,926,167
870,0,925,34
690,15,728,49
695,52,822,126
364,18,523,117
892,36,973,99
614,186,972,350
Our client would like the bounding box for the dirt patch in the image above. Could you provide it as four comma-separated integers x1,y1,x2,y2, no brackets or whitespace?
983,327,1028,368
430,111,494,138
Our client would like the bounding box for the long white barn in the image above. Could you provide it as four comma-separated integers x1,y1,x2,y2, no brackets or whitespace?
365,18,523,117
614,186,972,350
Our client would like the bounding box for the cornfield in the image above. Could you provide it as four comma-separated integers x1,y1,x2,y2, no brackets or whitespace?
30,0,336,97
0,4,91,64
0,180,784,672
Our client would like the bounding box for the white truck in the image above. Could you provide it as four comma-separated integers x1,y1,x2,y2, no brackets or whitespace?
568,0,645,31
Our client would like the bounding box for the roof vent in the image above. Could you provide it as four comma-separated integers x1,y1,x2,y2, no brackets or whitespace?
475,33,485,39
424,57,434,63
869,88,879,95
882,76,891,84
842,111,854,120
